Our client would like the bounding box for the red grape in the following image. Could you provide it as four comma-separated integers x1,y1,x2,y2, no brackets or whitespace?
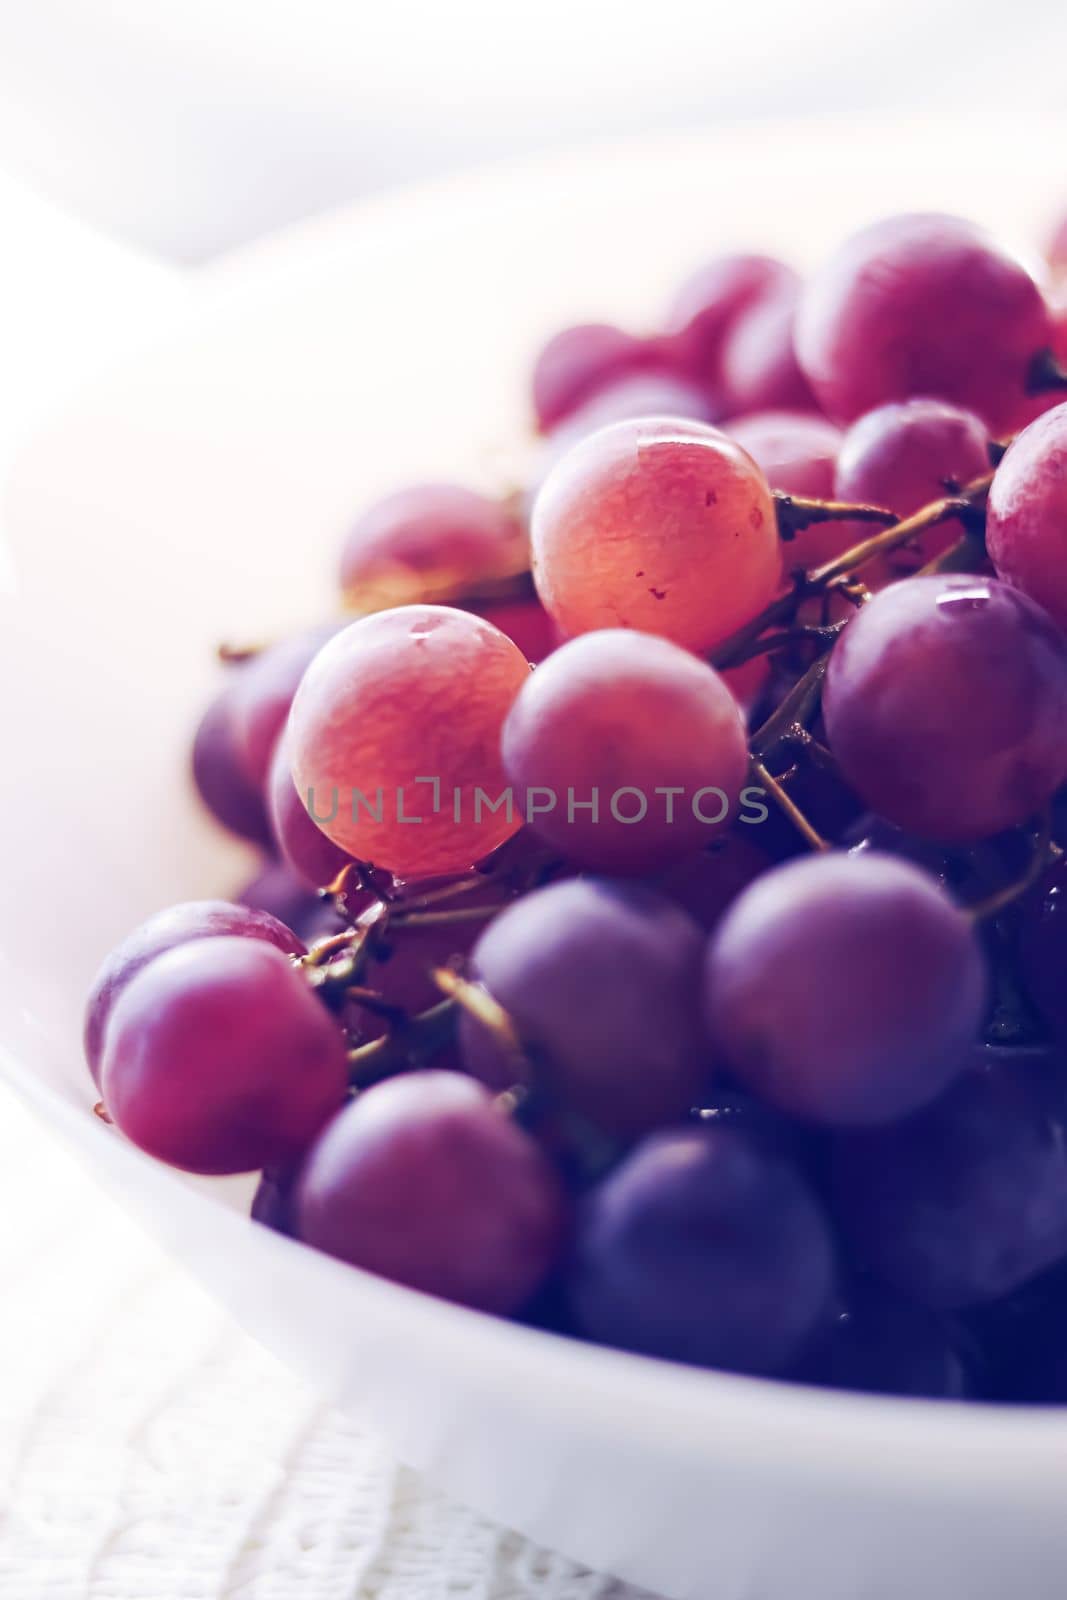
719,284,816,416
987,403,1067,633
295,1071,566,1314
823,575,1067,841
530,417,780,654
458,878,709,1138
101,937,347,1174
288,606,530,878
338,483,525,608
835,398,990,577
229,624,340,792
665,254,798,386
191,681,272,847
268,729,353,889
725,410,844,569
568,1123,835,1374
500,629,749,872
795,214,1052,432
84,900,305,1085
531,323,660,432
704,852,986,1125
468,597,559,664
832,1045,1067,1307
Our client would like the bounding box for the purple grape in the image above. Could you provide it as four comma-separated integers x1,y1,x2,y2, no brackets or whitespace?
236,860,347,946
652,833,772,932
267,729,353,889
987,403,1067,634
832,1044,1067,1307
191,682,272,846
793,1279,968,1399
459,878,709,1139
251,1169,296,1236
834,398,990,577
795,213,1052,432
568,1123,835,1375
295,1071,566,1314
719,284,816,416
823,575,1067,841
665,254,798,386
229,624,340,792
500,629,750,873
531,324,661,432
704,852,986,1126
84,899,306,1085
725,409,846,569
101,937,348,1175
338,484,524,607
1020,858,1067,1039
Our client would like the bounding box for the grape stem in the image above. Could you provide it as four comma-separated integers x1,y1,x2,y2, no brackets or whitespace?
774,492,895,540
727,621,845,667
749,756,830,852
346,998,456,1086
967,813,1055,921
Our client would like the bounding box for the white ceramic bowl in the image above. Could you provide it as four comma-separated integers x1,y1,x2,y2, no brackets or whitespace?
3,120,1067,1600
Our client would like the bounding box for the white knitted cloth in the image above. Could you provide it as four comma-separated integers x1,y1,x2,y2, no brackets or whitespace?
0,1083,655,1600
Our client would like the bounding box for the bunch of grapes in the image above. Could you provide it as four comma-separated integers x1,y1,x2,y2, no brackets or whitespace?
87,203,1067,1400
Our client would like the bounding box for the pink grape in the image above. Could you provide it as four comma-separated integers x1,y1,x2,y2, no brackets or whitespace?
288,606,530,879
84,900,305,1085
719,284,816,416
531,323,661,432
101,937,347,1174
823,575,1067,841
703,852,986,1125
191,681,272,846
500,629,750,872
795,213,1053,432
665,254,798,386
295,1071,566,1314
469,597,559,664
568,1123,835,1374
268,729,353,889
338,483,525,607
530,417,780,654
725,410,845,570
228,625,340,792
834,398,990,578
458,877,710,1138
986,403,1067,633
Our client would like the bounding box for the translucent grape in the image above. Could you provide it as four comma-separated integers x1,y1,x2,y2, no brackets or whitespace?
568,1123,835,1374
835,398,990,578
101,937,348,1174
458,877,709,1138
986,403,1067,633
531,323,660,432
703,852,986,1125
832,1045,1067,1307
665,254,798,386
725,410,845,569
795,213,1053,432
267,729,353,889
500,629,750,872
822,574,1067,840
191,682,272,846
531,369,720,493
287,606,530,879
719,285,816,416
338,483,525,608
84,899,305,1085
295,1071,565,1314
530,417,781,655
229,624,340,792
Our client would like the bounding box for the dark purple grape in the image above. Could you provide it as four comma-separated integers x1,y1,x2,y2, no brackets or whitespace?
704,851,986,1126
795,213,1052,432
987,403,1067,634
568,1123,835,1375
832,1044,1067,1308
229,624,340,792
295,1071,566,1314
531,323,661,432
267,730,353,890
1020,858,1067,1039
101,937,348,1174
84,899,306,1085
191,682,272,846
823,575,1067,842
793,1279,968,1399
459,878,709,1139
251,1169,296,1236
